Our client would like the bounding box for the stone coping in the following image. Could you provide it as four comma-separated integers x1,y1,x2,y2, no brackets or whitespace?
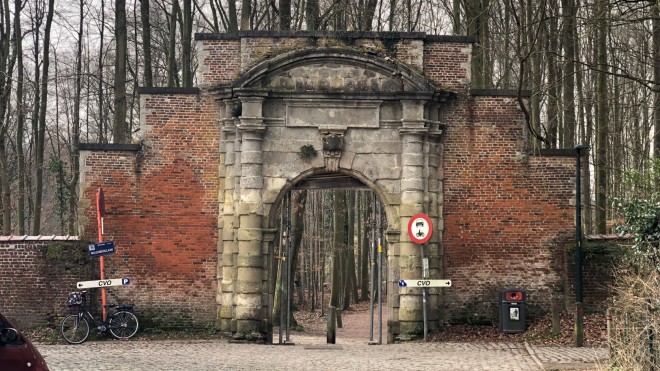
470,89,531,97
136,87,200,95
77,143,141,151
195,31,474,44
0,235,80,242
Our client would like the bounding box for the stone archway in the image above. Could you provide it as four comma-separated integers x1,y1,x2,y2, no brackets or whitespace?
214,45,450,342
79,32,577,343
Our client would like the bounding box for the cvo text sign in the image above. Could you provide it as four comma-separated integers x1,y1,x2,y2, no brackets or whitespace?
398,279,452,288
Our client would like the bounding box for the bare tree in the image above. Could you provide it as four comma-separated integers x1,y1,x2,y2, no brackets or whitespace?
113,0,128,143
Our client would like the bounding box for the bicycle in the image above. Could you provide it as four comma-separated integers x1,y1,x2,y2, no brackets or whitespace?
60,291,139,344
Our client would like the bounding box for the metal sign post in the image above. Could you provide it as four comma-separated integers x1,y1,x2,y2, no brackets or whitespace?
96,188,108,321
369,192,376,344
406,213,434,341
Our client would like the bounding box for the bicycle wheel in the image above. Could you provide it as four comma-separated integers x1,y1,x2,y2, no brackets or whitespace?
108,311,139,339
60,314,90,344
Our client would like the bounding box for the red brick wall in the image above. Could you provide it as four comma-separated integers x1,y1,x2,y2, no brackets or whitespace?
196,37,241,87
79,91,220,329
424,39,472,92
441,94,575,323
0,239,95,329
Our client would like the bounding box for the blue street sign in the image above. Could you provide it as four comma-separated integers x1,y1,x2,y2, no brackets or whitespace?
122,278,131,285
399,280,408,287
88,241,116,257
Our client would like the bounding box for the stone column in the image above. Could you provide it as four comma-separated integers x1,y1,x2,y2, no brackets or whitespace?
398,100,428,338
218,98,238,333
234,92,267,339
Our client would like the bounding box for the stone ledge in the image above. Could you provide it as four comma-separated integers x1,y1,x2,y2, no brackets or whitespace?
196,31,428,40
77,143,141,151
534,149,578,157
470,89,531,97
136,87,200,95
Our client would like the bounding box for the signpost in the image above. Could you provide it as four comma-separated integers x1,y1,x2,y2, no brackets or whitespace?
77,278,131,289
87,241,116,257
405,213,452,341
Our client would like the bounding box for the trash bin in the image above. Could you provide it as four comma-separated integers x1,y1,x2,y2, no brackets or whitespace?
500,290,526,333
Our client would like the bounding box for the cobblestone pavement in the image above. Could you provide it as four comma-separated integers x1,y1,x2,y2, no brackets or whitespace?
37,335,607,371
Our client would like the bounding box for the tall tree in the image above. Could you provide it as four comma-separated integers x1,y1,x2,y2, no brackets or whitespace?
14,0,26,234
182,0,192,87
113,0,128,143
167,0,179,87
240,0,251,29
561,0,576,148
306,0,319,30
654,1,660,158
67,0,85,235
32,0,55,234
0,0,15,234
279,0,291,29
595,0,608,233
140,0,153,87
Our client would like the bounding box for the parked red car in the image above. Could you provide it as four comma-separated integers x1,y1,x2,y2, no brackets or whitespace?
0,312,50,371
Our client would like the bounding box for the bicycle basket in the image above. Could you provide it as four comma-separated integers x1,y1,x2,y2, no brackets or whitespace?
67,292,83,307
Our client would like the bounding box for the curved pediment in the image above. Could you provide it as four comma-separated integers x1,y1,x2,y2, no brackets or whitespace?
233,48,437,94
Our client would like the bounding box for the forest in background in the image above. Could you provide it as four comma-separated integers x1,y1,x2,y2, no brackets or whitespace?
0,0,659,235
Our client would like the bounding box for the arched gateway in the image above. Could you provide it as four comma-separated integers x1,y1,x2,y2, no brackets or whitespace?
78,32,577,343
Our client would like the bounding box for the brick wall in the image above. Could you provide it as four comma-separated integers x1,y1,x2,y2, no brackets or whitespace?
0,238,95,329
563,239,626,313
78,89,220,329
441,93,576,323
424,37,473,92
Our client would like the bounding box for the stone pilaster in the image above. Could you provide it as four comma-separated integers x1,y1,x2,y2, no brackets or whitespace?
234,92,267,339
218,98,238,333
398,100,428,338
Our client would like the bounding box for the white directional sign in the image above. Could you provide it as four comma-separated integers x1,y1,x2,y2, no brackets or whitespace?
77,278,132,289
398,279,452,288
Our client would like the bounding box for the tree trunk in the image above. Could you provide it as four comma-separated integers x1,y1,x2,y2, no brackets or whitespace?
167,1,178,87
140,0,153,87
305,0,318,30
654,1,660,158
561,0,576,148
330,190,345,309
32,0,55,234
240,0,251,29
67,0,85,235
546,0,559,148
594,0,608,233
14,0,25,234
0,0,15,234
113,0,128,143
182,0,192,87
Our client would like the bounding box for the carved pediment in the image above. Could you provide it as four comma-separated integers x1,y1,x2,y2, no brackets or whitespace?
263,61,408,93
233,48,437,94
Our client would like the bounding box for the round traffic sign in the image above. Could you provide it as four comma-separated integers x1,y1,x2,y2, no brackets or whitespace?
408,213,433,244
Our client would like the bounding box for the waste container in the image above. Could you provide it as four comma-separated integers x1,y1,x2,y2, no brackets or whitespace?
499,290,526,333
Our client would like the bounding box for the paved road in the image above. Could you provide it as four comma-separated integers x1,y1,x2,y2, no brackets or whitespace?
37,334,607,371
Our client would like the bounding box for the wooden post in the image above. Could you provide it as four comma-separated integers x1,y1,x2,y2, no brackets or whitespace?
327,306,336,344
551,297,561,337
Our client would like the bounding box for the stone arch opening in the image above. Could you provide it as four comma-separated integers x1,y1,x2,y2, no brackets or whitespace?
266,170,392,344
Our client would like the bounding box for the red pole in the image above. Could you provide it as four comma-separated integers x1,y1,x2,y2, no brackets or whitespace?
96,188,107,322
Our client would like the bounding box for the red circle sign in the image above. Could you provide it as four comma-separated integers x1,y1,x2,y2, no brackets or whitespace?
408,213,433,244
